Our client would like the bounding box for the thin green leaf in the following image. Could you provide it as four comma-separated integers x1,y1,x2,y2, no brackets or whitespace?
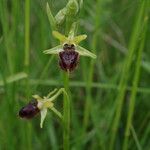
142,61,150,73
46,3,56,30
0,72,28,86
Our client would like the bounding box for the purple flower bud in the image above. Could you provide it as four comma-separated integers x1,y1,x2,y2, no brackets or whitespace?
59,44,79,72
19,100,40,119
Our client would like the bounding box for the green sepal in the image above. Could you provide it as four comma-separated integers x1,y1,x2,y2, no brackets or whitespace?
76,45,97,59
43,45,63,55
74,34,87,44
52,31,67,43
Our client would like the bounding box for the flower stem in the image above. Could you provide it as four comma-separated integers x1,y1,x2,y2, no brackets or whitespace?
24,0,32,150
24,0,30,68
63,73,70,150
63,3,73,146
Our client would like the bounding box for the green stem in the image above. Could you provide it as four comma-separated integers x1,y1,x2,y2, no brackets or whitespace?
63,75,70,150
24,0,32,150
130,125,142,150
0,1,14,74
24,0,30,98
24,0,30,67
63,5,73,147
122,16,148,150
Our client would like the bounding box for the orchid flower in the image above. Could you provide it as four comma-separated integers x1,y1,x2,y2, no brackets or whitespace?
43,23,97,72
19,88,67,128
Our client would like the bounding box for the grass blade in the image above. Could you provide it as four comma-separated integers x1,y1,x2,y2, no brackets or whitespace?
109,1,147,149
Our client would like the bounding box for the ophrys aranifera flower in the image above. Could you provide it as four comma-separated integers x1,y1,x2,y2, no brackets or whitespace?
43,24,97,72
19,88,67,128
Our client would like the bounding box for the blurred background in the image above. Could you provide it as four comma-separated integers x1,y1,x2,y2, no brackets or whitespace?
0,0,150,149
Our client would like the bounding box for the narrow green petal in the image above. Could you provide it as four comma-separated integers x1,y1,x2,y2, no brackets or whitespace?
50,107,63,119
40,108,47,128
74,34,87,44
52,31,67,42
43,45,63,54
46,88,58,98
76,45,97,59
48,88,64,102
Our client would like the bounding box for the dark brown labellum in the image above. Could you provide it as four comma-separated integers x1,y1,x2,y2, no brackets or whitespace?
19,99,40,119
59,44,79,72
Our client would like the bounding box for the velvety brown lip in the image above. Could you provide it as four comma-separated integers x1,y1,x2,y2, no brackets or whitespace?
19,100,40,119
59,44,79,72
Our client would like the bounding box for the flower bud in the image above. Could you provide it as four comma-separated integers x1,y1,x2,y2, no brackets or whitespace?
55,7,67,25
66,0,79,16
19,100,40,119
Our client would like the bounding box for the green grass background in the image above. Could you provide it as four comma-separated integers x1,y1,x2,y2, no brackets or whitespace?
0,0,150,149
